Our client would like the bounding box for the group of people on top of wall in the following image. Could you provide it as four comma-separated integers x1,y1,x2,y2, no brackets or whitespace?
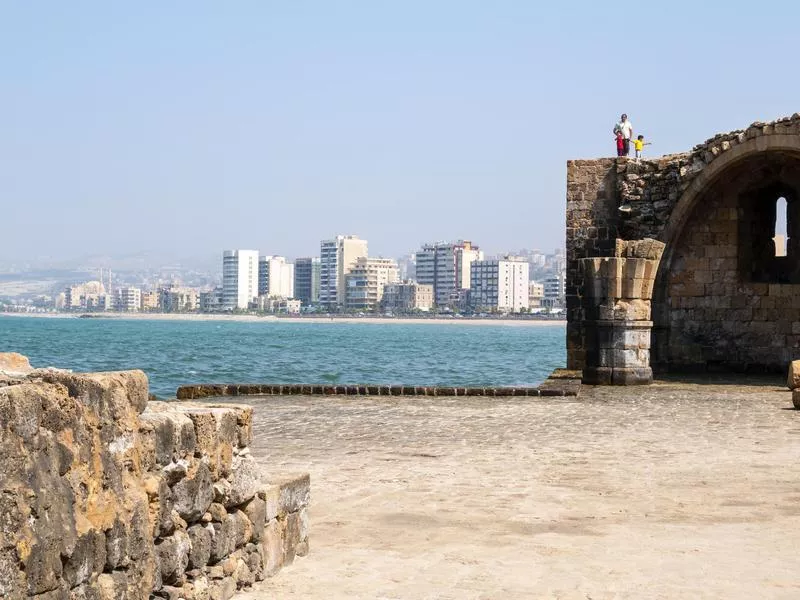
613,113,650,161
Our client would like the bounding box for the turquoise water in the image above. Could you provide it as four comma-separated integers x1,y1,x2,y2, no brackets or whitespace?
0,316,566,397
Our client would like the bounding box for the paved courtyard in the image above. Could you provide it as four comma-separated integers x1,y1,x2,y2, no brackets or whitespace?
236,378,800,599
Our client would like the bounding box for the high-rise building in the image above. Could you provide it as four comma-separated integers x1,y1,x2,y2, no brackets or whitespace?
294,257,321,306
115,287,142,312
469,257,530,313
319,235,368,309
343,257,399,311
222,250,259,310
381,281,434,312
543,271,566,309
258,256,294,299
415,240,483,307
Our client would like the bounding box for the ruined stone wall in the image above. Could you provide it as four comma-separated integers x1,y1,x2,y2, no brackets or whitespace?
0,363,308,600
566,113,800,372
658,152,800,370
565,158,619,369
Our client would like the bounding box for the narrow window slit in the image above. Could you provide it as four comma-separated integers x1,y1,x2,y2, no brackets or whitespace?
774,196,788,257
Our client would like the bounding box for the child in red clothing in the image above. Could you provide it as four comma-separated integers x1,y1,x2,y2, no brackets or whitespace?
615,132,625,157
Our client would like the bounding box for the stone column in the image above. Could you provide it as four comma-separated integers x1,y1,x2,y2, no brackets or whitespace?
581,238,665,385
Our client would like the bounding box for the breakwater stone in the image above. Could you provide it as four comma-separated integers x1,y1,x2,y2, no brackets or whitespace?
0,353,310,599
175,372,581,401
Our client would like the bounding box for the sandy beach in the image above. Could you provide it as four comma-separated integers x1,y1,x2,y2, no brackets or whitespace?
232,378,800,599
0,312,565,327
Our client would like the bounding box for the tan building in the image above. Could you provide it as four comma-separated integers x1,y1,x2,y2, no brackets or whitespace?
141,290,160,312
529,281,544,308
320,235,369,309
64,281,106,310
344,257,399,311
258,296,302,314
381,281,434,312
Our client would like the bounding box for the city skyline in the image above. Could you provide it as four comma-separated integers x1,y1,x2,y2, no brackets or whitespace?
3,232,567,315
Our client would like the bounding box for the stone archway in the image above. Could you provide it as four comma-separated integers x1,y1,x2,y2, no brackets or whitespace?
652,147,800,371
565,114,800,378
656,133,800,280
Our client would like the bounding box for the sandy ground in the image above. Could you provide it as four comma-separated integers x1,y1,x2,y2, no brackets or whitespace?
0,312,565,327
233,378,800,599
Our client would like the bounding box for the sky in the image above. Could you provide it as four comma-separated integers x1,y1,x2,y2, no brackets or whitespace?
2,0,800,267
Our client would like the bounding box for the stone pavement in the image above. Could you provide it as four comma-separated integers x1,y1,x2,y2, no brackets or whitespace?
234,377,800,599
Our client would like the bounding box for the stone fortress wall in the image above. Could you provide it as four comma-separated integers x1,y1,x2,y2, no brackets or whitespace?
567,113,800,374
0,354,309,600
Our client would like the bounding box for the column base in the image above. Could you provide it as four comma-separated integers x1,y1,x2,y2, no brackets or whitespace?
582,367,653,385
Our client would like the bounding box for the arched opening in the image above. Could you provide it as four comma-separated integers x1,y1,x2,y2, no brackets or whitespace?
775,196,788,257
652,150,800,373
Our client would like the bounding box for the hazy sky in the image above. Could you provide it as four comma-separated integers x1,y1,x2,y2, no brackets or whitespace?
2,1,799,265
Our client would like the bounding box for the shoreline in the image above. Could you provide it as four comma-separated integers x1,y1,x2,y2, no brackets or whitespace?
0,311,566,327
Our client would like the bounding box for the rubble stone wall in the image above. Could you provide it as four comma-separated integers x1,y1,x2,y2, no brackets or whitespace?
0,367,308,600
567,113,800,372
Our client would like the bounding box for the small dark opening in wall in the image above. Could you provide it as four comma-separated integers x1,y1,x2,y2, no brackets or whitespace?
737,182,800,283
775,196,788,257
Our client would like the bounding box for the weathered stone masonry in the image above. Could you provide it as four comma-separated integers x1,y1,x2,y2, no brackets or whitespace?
0,360,309,600
567,113,800,376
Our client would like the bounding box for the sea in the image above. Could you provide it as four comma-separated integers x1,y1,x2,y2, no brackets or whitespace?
0,316,566,397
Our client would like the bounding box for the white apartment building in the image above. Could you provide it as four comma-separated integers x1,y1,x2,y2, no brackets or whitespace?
344,257,399,311
415,240,483,307
319,235,368,309
222,250,259,310
115,287,142,312
470,257,530,313
258,256,295,299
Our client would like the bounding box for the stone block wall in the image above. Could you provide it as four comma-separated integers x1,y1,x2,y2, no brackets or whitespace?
566,113,800,373
658,155,800,370
565,158,619,369
581,239,665,385
0,365,309,600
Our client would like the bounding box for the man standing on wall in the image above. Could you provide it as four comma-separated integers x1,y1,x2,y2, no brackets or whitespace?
613,113,634,157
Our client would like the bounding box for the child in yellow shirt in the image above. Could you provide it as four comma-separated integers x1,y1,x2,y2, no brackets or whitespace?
634,135,651,161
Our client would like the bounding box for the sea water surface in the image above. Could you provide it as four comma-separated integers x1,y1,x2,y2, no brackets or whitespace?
0,316,566,397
